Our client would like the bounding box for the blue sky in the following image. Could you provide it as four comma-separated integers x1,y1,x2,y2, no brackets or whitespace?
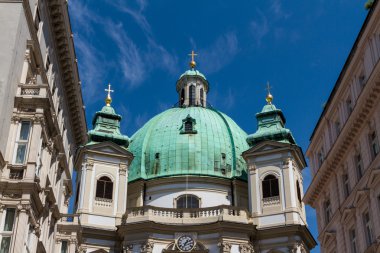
69,1,369,251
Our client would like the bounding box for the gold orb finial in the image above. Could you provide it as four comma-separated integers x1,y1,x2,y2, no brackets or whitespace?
104,83,114,106
188,50,198,69
265,81,273,104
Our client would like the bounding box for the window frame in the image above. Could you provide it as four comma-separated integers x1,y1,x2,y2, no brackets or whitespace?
0,208,17,253
175,194,200,209
369,131,379,159
324,199,332,224
95,176,113,200
363,211,374,246
262,175,280,199
355,153,363,180
349,228,358,253
13,121,32,165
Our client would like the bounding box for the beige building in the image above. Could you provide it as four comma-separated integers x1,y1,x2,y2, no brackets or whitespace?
304,2,380,253
0,0,86,252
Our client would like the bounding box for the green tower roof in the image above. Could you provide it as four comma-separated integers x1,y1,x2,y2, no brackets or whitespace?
87,105,129,148
128,106,249,182
246,102,296,146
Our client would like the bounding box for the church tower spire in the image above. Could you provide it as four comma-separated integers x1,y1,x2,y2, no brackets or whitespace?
176,51,209,107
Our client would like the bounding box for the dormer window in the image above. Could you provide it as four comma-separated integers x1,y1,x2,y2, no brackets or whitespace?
180,114,197,134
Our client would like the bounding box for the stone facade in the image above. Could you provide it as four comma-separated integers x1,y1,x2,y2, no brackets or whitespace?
0,0,86,252
304,2,380,253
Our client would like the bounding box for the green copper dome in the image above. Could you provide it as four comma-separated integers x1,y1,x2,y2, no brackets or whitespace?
128,107,249,182
179,69,207,80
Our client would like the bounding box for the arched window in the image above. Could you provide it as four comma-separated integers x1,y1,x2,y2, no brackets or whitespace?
189,85,196,105
180,89,185,106
96,176,113,199
200,88,204,106
176,194,200,208
262,175,279,198
296,180,302,203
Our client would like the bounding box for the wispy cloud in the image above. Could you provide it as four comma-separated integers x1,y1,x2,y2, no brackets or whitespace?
107,21,146,87
250,10,269,47
197,32,239,73
249,1,296,47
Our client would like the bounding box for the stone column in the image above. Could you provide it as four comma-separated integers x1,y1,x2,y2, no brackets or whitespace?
116,163,128,224
248,164,259,216
69,238,77,253
80,158,94,212
13,204,30,253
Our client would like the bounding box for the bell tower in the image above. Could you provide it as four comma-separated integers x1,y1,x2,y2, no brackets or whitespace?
74,84,133,236
176,51,209,107
243,86,315,252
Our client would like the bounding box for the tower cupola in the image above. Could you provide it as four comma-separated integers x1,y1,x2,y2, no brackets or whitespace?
176,51,209,107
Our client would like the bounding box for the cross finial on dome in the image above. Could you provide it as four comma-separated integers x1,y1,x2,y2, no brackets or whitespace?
105,83,114,106
188,50,198,69
265,81,273,104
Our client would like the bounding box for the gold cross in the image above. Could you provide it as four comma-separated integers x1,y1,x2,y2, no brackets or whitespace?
188,50,198,68
188,50,198,62
105,83,114,106
265,81,273,104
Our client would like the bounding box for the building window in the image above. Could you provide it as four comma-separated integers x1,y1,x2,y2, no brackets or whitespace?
334,121,341,137
324,199,332,224
14,121,31,164
61,241,68,253
180,89,185,106
95,176,113,200
189,85,196,105
296,180,302,204
363,212,374,246
370,131,379,159
359,74,366,89
176,194,200,208
355,153,363,180
317,149,324,167
0,208,16,253
262,175,279,198
349,228,358,253
342,173,350,198
34,8,41,31
346,98,353,115
200,88,204,106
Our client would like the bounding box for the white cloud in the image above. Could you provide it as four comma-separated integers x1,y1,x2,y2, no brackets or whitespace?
250,11,269,47
197,32,239,74
107,21,146,87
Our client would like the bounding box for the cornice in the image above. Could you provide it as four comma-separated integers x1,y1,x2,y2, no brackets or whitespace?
46,0,87,145
304,66,380,206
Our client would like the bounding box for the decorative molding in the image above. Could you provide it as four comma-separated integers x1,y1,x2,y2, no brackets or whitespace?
218,242,231,253
141,241,154,253
239,243,254,253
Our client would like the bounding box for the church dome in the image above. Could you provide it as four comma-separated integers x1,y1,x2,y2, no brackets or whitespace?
128,106,249,182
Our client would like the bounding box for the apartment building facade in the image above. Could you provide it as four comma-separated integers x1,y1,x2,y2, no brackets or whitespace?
304,2,380,253
0,0,86,252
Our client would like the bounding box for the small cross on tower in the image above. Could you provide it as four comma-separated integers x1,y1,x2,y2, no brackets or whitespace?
265,81,273,104
105,83,114,106
188,50,198,69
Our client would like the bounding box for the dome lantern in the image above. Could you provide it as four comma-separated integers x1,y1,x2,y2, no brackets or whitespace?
176,51,209,108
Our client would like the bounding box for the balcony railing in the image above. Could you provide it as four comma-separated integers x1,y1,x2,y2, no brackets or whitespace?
59,214,80,224
123,205,249,225
262,196,280,207
16,84,48,99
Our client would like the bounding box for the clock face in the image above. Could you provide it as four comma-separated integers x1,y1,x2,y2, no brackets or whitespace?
177,235,195,251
